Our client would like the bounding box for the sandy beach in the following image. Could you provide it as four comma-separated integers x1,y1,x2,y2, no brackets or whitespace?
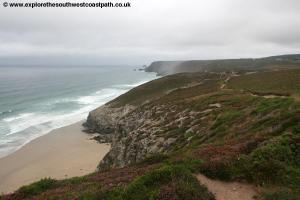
0,122,110,194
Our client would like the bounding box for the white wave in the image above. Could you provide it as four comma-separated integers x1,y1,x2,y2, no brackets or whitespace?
3,87,128,137
0,77,157,158
3,113,34,123
77,88,127,105
115,80,149,88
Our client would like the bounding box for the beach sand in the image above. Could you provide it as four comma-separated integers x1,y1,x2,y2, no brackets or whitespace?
0,122,110,194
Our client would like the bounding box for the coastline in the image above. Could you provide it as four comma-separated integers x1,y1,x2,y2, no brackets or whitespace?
0,121,110,194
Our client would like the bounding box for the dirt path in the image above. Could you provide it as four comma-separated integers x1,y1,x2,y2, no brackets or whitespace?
195,174,259,200
220,76,230,89
248,92,289,99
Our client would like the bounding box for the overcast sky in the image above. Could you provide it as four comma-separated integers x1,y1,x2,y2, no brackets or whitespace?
0,0,299,65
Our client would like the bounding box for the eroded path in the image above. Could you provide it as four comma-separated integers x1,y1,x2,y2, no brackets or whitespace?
196,174,259,200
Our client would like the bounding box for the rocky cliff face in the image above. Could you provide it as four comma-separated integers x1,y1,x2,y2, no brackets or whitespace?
86,103,179,170
85,74,221,170
86,105,135,134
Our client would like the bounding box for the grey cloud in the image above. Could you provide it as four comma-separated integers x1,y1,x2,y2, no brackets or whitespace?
0,0,299,65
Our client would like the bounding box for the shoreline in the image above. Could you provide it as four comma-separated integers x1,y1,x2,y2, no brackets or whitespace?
0,121,110,194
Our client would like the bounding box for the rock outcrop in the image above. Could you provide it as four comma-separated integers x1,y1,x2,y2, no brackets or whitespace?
86,103,178,170
85,104,135,134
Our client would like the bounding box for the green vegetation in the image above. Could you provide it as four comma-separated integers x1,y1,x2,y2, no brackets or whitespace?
228,69,300,97
204,104,299,199
109,73,219,107
254,98,293,114
79,164,214,200
18,178,57,197
9,176,95,199
197,133,300,199
137,153,169,165
262,189,300,200
212,110,243,129
234,133,300,185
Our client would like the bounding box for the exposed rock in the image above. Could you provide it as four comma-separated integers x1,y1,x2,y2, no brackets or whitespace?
85,104,135,134
92,134,114,143
186,125,201,134
164,138,177,148
209,103,221,108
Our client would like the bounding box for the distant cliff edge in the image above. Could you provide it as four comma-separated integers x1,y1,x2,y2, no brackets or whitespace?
145,54,300,76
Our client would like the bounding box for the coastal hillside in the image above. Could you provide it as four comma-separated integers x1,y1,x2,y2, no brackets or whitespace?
2,68,300,200
145,54,300,75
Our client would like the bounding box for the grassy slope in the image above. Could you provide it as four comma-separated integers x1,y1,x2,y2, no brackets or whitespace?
228,69,300,97
2,69,300,200
108,72,220,107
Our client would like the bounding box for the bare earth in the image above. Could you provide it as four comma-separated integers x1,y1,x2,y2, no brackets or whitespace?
0,122,110,194
196,174,259,200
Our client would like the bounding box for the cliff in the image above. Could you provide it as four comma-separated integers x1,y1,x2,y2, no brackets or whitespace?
85,72,220,169
82,68,300,199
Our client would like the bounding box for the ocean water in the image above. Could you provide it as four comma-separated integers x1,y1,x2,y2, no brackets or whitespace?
0,65,157,158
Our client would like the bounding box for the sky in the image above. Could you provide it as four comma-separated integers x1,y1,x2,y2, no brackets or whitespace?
0,0,299,65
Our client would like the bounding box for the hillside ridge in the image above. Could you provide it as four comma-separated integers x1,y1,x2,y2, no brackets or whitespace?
145,54,300,75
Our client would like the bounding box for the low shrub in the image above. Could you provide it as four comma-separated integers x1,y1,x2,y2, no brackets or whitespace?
80,164,215,200
18,178,57,197
199,133,300,186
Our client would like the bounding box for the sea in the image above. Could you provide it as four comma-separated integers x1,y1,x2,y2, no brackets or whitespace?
0,65,157,158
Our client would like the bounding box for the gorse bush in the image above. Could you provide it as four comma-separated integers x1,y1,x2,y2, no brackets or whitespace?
234,133,300,185
252,134,299,165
